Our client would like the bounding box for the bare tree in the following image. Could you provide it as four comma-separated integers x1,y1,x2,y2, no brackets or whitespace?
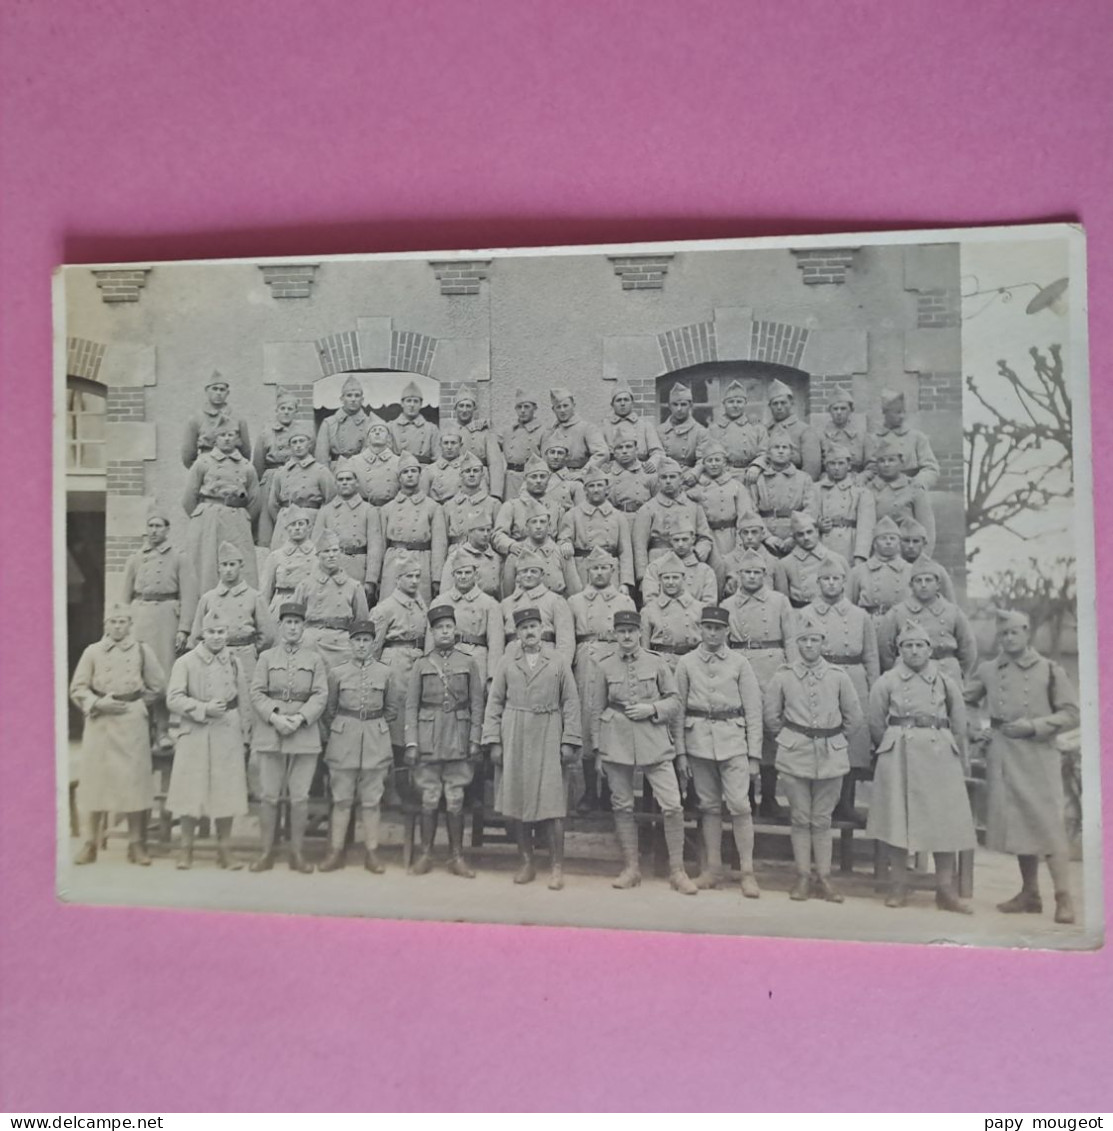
983,555,1077,657
965,345,1073,550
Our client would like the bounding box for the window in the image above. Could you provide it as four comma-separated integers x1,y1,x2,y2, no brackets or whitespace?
66,378,106,472
658,362,810,426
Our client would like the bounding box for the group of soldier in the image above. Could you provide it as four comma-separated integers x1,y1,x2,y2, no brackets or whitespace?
68,369,1081,922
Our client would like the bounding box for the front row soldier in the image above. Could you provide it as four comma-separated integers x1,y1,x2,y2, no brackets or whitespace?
165,610,251,871
404,605,484,878
676,607,764,898
440,510,503,601
70,604,166,866
866,621,975,913
318,621,394,875
248,603,329,874
965,610,1080,924
431,558,505,686
592,610,699,896
483,608,582,890
764,613,865,903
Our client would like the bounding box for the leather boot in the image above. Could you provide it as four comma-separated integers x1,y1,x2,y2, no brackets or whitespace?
665,812,697,895
318,805,351,872
411,810,438,875
758,765,785,820
611,812,641,889
1054,891,1076,924
789,874,811,901
935,884,973,914
997,889,1042,914
547,818,565,891
832,773,864,826
885,846,908,907
697,812,723,889
513,821,536,884
288,801,314,874
215,818,242,871
732,813,760,898
126,813,151,865
446,811,476,879
75,812,101,865
363,807,385,874
813,875,845,903
177,817,196,870
250,802,278,872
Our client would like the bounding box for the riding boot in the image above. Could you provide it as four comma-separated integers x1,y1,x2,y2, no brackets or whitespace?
832,772,863,826
932,851,972,913
411,810,438,875
362,807,385,873
177,816,196,870
75,812,102,865
319,804,351,872
513,820,536,884
789,826,812,898
611,812,641,889
250,802,278,872
126,812,151,865
577,758,599,813
998,854,1042,913
885,845,908,907
288,800,314,874
547,818,565,890
732,813,760,898
758,765,785,819
697,812,723,889
214,817,242,870
665,812,697,895
446,811,476,878
812,828,842,901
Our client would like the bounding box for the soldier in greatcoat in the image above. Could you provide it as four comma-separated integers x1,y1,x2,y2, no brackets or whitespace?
123,501,198,751
773,513,849,610
863,388,940,488
540,436,586,510
252,391,303,543
181,370,251,469
451,383,506,501
441,452,501,548
566,547,635,811
389,380,441,465
542,387,608,480
315,374,384,470
676,606,764,898
800,554,880,822
500,551,576,665
483,607,582,890
500,388,545,500
640,524,718,606
657,382,707,481
591,609,697,895
964,610,1080,924
369,553,429,754
724,548,795,818
311,464,384,605
602,431,656,517
747,378,822,482
293,531,370,671
720,514,778,596
504,510,581,598
560,466,635,592
421,424,468,503
867,621,975,913
493,458,570,594
847,515,912,630
265,424,336,549
248,602,329,873
816,443,875,565
641,553,703,675
183,422,262,591
348,422,402,507
697,379,764,476
430,558,505,687
404,605,485,877
763,612,864,902
751,431,820,556
318,620,395,874
898,517,956,602
165,609,252,870
631,458,713,583
378,452,448,605
686,440,758,588
259,506,318,617
818,384,868,477
440,509,503,600
70,604,166,866
601,381,664,470
868,438,936,556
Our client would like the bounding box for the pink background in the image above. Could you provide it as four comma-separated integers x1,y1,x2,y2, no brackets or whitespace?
2,0,1110,1112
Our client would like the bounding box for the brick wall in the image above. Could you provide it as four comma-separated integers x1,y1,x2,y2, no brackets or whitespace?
750,320,809,368
67,337,105,381
791,249,856,285
624,376,658,417
105,387,145,422
106,460,145,495
609,255,674,291
315,331,362,376
391,331,437,376
430,261,491,296
105,535,145,571
277,383,316,420
92,269,150,303
916,371,962,413
916,289,960,328
260,265,317,299
658,321,716,371
809,372,856,411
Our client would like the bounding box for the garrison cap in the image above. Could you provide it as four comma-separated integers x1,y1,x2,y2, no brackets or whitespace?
610,423,638,445
367,420,391,437
996,609,1031,631
897,621,933,646
514,388,537,407
767,378,793,402
278,602,307,621
397,452,421,472
439,422,463,441
217,540,245,562
794,611,827,639
454,383,479,407
145,499,172,525
451,557,479,574
283,505,312,527
513,607,543,628
655,551,687,577
827,384,855,409
790,510,817,533
873,515,901,538
341,374,363,395
516,549,546,570
701,441,727,459
333,460,358,480
458,451,484,471
816,554,849,579
524,453,550,475
204,369,228,389
348,620,376,638
613,609,641,629
393,550,423,575
288,419,315,440
700,606,730,627
550,387,574,404
103,601,134,623
668,382,692,403
610,380,635,403
201,609,231,631
900,517,929,540
584,546,616,568
738,514,767,532
464,509,493,531
873,437,903,460
734,548,769,571
723,379,748,399
766,426,794,447
400,380,423,401
543,436,570,455
656,457,682,476
881,388,906,410
909,558,944,581
824,443,853,464
583,466,609,486
427,604,457,626
316,530,342,550
275,390,300,408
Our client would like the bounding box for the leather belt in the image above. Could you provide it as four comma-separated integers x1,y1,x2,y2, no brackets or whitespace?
989,717,1013,729
227,633,258,647
388,539,431,551
275,689,312,703
200,493,249,508
650,643,692,654
416,455,434,465
932,646,957,659
220,695,239,710
273,586,295,595
506,461,526,472
283,498,322,509
340,543,368,554
686,706,743,720
507,704,559,714
859,602,891,614
783,720,842,738
95,688,143,701
574,546,616,557
824,653,864,665
133,592,178,602
457,633,487,646
826,517,857,527
727,457,751,468
615,500,644,513
565,458,588,470
307,617,351,630
648,534,673,549
577,632,616,644
383,637,423,649
790,597,811,609
730,639,783,650
758,507,795,518
336,706,385,720
889,715,950,730
708,518,736,531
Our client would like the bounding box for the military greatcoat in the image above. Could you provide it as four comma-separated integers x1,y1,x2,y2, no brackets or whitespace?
182,449,261,591
312,494,384,587
369,589,428,748
560,500,635,590
122,541,198,680
378,491,448,605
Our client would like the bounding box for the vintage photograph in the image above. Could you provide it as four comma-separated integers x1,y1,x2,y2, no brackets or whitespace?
54,224,1101,948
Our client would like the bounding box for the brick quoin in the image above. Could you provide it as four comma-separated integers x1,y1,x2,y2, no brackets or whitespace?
791,249,857,286
92,269,150,303
67,337,106,381
106,461,146,495
390,331,437,377
658,321,716,371
609,255,674,291
260,264,318,299
916,289,960,329
105,535,145,572
105,387,146,422
315,331,361,377
430,261,491,297
277,383,316,419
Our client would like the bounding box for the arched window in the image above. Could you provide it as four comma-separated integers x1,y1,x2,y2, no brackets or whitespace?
312,371,440,431
66,377,106,473
657,361,810,425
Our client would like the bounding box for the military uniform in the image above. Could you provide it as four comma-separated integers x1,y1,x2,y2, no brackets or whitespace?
428,583,505,686
420,454,467,504
541,415,608,477
379,489,448,605
312,494,384,588
817,476,875,563
820,423,868,476
752,465,820,551
774,544,849,609
641,551,717,606
505,535,581,597
500,416,545,500
864,424,940,488
181,404,251,468
543,466,586,511
440,540,503,601
847,553,911,628
878,595,977,684
189,577,276,683
182,449,261,591
501,583,576,665
641,592,702,667
455,412,507,500
658,414,707,469
493,491,566,554
260,538,319,617
870,474,936,557
443,488,501,547
601,411,663,468
293,566,370,670
315,406,384,469
560,499,635,590
266,455,336,549
720,523,778,594
756,413,823,481
903,551,957,603
686,471,758,579
369,586,428,749
253,418,302,543
348,447,402,506
390,413,440,465
631,492,712,580
602,457,656,515
698,414,764,474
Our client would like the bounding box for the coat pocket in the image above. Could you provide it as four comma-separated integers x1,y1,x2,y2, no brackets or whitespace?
330,717,346,734
875,731,896,756
599,708,616,723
